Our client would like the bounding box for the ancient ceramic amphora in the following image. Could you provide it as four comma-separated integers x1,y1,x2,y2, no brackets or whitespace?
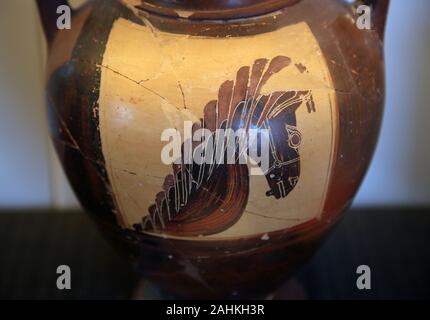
36,0,388,299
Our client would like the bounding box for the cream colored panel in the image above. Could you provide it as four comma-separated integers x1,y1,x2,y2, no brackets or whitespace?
98,18,337,238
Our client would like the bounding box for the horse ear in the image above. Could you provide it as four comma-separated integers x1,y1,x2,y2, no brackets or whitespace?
305,92,316,113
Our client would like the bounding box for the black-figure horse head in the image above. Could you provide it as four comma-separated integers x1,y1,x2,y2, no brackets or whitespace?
256,90,316,199
140,56,317,237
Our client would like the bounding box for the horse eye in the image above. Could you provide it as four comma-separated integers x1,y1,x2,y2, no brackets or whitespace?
285,125,301,149
289,133,301,147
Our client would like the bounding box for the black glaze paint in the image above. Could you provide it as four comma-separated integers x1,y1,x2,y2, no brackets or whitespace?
46,0,144,224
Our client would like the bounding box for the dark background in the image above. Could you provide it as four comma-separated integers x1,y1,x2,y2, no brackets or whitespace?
0,208,428,300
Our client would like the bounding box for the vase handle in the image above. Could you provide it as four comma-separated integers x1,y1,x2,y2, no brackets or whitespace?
36,0,73,46
363,0,390,40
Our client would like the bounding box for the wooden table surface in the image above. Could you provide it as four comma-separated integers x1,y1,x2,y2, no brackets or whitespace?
0,209,429,300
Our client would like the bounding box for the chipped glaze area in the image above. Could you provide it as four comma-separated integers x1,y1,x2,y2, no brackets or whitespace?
97,19,338,239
